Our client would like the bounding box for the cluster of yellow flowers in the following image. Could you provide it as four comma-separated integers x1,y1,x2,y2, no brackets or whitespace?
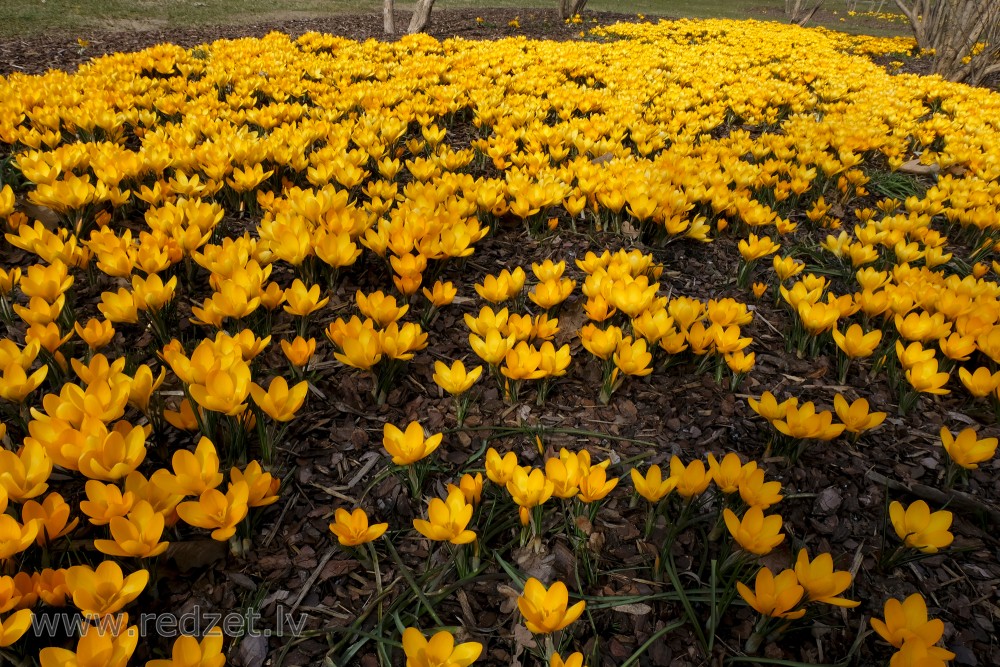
0,13,997,666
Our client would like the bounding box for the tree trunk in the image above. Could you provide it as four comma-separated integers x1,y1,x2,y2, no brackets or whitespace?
559,0,588,21
407,0,436,34
384,0,395,35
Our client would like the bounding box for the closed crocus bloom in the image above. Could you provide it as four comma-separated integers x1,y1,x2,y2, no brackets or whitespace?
20,261,73,303
231,461,280,507
0,268,20,296
724,506,785,555
0,515,38,560
832,324,882,358
383,421,442,466
22,492,78,546
738,468,783,509
335,327,382,370
126,471,182,525
772,255,804,281
98,287,138,324
940,426,998,469
127,364,165,414
26,322,72,354
475,273,515,303
14,294,65,326
739,234,780,262
631,464,676,502
413,488,476,544
550,652,585,667
464,307,510,337
281,336,316,368
448,473,484,508
537,342,571,377
871,594,954,661
0,363,48,403
80,481,134,525
797,301,840,334
833,395,886,434
329,508,388,546
78,424,147,482
502,342,545,380
583,294,616,322
150,437,223,496
485,448,518,485
423,280,457,307
895,340,935,370
74,318,116,350
164,398,200,431
176,481,250,541
378,321,428,361
0,440,53,501
94,500,168,558
250,376,308,422
356,290,408,327
938,333,977,362
669,456,710,498
0,608,33,648
736,567,804,620
958,366,1000,397
283,279,329,317
65,561,148,617
794,549,859,607
433,360,483,396
747,391,797,423
517,578,586,634
147,632,225,667
189,363,252,416
614,337,652,376
470,329,514,366
577,466,618,503
401,627,482,667
546,455,582,499
889,500,953,553
35,568,69,607
905,359,950,395
773,401,845,441
579,324,622,360
506,467,554,517
890,637,951,667
708,453,756,494
131,273,177,312
529,278,575,309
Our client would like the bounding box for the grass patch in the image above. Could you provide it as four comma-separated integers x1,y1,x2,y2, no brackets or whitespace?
0,0,911,39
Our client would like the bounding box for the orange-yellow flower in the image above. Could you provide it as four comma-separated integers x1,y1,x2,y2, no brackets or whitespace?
723,506,785,555
65,560,148,617
147,632,225,667
93,500,169,558
433,360,483,396
413,488,476,544
630,464,676,502
888,500,953,553
517,578,586,634
871,593,954,661
176,481,250,541
249,375,308,422
940,426,997,469
329,508,388,546
794,549,859,607
383,421,443,466
401,627,482,667
736,567,804,619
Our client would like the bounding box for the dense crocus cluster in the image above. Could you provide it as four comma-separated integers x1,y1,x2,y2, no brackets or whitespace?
0,12,997,666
